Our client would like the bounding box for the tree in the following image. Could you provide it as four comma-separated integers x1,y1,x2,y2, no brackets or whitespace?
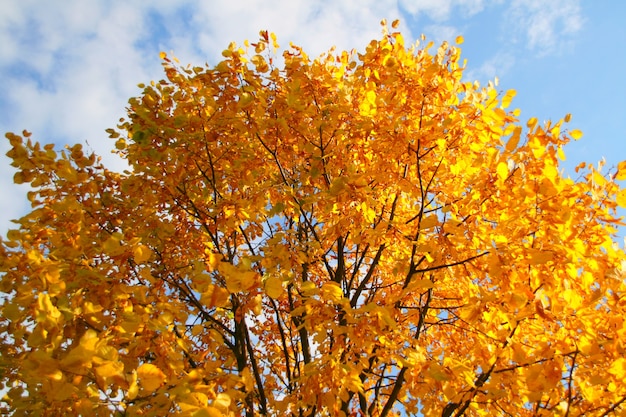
2,20,626,417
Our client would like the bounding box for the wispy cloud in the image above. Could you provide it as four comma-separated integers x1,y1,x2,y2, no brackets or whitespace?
456,0,492,16
400,0,454,21
463,51,516,85
506,0,584,56
399,0,491,22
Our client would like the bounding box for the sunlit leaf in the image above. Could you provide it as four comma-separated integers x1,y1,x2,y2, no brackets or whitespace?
505,126,522,152
137,363,166,392
570,129,583,140
496,161,508,181
264,276,284,299
528,249,554,265
617,189,626,208
321,282,343,303
501,89,516,109
615,160,626,180
133,244,151,263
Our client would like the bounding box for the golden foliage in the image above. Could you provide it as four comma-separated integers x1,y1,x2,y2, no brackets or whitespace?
2,21,626,416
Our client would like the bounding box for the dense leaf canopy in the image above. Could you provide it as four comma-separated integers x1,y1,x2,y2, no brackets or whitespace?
2,21,626,416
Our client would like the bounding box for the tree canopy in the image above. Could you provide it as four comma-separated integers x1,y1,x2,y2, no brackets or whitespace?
2,21,626,416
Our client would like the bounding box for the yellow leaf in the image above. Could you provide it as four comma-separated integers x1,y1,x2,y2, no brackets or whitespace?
321,282,343,303
496,161,508,181
270,32,279,50
137,363,166,392
238,92,255,108
459,302,482,323
419,215,439,230
427,363,450,381
202,284,230,308
578,335,595,355
36,293,61,324
3,302,20,321
501,89,516,109
616,189,626,208
213,393,231,411
193,407,225,417
528,249,554,265
103,233,125,257
95,361,124,379
344,372,364,393
528,137,546,159
615,160,626,180
609,358,626,379
592,170,607,187
185,392,209,408
543,160,558,181
300,281,318,297
455,35,464,44
127,371,138,400
505,127,522,152
133,244,151,263
488,254,502,278
27,324,48,347
61,329,98,368
219,262,258,293
570,129,583,140
562,289,582,310
509,292,528,309
406,278,435,292
6,229,20,242
359,201,376,223
372,306,398,330
264,275,284,299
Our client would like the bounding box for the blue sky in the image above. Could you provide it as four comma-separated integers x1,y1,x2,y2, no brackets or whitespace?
1,0,625,236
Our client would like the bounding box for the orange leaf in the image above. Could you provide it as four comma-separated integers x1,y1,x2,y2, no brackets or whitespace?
137,363,166,392
133,245,151,263
264,276,284,299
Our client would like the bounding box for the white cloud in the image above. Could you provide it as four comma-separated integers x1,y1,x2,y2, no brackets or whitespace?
506,0,584,55
399,0,494,21
400,0,453,21
422,24,461,47
456,0,491,16
463,51,516,84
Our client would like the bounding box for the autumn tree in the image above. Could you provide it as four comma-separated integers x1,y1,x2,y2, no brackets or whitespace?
2,21,626,416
